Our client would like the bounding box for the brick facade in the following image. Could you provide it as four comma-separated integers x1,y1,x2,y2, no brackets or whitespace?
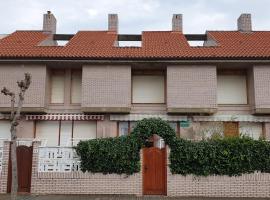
253,65,270,113
82,65,131,113
0,64,47,112
167,65,217,113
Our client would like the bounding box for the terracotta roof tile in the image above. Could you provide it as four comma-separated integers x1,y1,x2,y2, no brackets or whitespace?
1,30,270,60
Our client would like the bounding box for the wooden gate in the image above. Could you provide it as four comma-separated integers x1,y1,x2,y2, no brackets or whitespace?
143,147,166,195
8,145,33,193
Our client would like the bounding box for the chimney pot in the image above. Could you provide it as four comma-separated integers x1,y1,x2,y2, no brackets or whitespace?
172,14,183,32
43,11,57,34
237,13,252,32
108,14,118,33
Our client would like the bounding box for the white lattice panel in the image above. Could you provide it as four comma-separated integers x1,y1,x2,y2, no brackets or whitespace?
38,147,81,172
0,147,3,172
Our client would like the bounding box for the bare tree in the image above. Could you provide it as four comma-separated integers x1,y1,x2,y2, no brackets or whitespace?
1,73,31,200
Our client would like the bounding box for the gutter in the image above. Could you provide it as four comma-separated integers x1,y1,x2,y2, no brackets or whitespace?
1,59,270,64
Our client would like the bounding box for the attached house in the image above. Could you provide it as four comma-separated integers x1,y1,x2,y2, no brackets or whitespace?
0,11,270,197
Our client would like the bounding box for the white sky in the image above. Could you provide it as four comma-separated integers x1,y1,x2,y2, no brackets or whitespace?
0,0,270,34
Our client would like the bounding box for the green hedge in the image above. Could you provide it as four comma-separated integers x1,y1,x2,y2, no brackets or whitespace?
75,118,270,176
76,135,141,174
170,137,270,176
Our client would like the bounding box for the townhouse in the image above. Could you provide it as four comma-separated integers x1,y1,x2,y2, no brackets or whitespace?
0,11,270,197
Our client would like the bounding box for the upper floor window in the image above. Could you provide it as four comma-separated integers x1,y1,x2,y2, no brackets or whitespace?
132,71,165,104
50,69,82,105
217,70,247,105
71,70,82,104
51,71,65,104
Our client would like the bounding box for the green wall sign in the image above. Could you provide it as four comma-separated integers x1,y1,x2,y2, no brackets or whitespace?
180,120,190,128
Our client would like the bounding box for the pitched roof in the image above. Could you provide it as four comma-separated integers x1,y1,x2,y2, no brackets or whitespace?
1,30,270,60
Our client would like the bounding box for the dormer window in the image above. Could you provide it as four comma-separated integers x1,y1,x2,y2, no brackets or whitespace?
185,34,217,47
115,34,142,47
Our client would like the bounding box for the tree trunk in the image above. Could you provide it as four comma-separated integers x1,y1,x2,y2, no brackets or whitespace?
10,137,17,200
1,73,31,200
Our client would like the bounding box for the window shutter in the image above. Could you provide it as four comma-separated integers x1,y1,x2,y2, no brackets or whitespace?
73,121,96,145
217,75,247,104
0,121,11,142
36,121,59,146
224,122,239,137
51,73,65,104
71,71,82,104
132,75,165,103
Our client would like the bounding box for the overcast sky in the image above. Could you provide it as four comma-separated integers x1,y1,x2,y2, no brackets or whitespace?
0,0,270,34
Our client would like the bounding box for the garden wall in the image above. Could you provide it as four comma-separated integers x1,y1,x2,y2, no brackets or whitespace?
30,141,142,195
167,148,270,197
0,141,10,193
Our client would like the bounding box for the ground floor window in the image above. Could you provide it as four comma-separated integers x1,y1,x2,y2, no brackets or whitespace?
118,121,137,136
35,120,97,146
239,122,262,139
0,120,11,140
197,121,263,139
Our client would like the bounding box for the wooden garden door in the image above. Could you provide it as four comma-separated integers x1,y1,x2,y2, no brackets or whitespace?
8,145,33,193
143,147,166,195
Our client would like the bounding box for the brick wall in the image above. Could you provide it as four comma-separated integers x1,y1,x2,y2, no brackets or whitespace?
253,65,270,113
0,64,47,112
82,65,131,113
167,65,217,113
167,148,270,197
30,141,142,195
2,141,270,197
264,123,270,140
0,141,10,193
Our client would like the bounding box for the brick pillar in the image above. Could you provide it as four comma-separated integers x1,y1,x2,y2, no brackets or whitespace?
0,141,10,193
30,141,41,193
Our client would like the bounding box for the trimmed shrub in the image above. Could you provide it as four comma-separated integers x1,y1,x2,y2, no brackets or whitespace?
170,137,270,176
76,135,141,175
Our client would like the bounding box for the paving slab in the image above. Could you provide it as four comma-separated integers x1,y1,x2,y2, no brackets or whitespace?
0,195,269,200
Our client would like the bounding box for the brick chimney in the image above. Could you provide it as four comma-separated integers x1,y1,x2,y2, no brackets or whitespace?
237,13,252,32
108,14,118,33
172,14,182,32
43,11,57,34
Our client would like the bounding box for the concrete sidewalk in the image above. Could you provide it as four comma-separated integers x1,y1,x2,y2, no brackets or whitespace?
0,195,269,200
